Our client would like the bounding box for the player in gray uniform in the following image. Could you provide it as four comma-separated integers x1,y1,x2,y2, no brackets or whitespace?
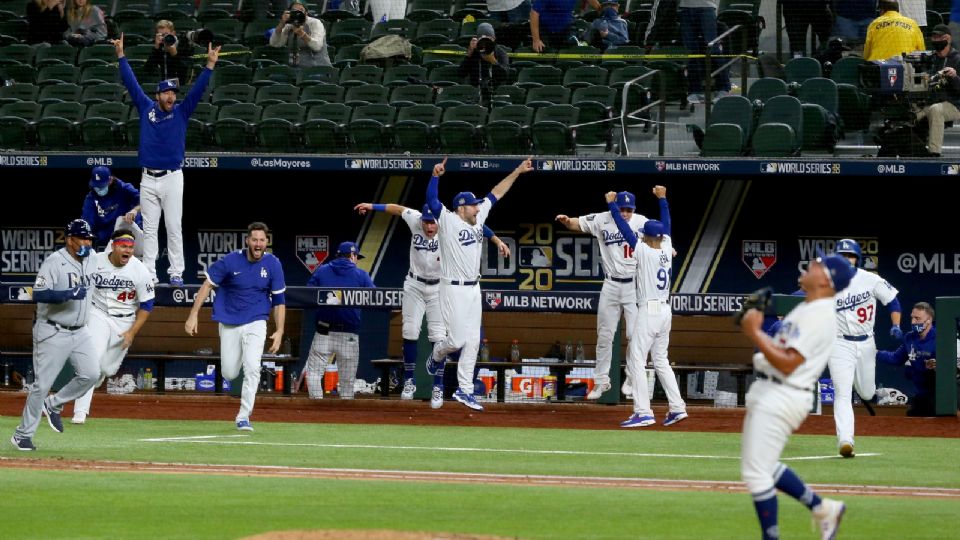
11,219,100,451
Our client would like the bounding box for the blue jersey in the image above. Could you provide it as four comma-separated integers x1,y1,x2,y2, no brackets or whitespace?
206,250,286,325
877,326,937,398
119,56,212,170
532,0,576,33
81,178,142,246
308,257,375,334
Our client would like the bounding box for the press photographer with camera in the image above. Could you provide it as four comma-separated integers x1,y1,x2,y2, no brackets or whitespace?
913,25,960,157
269,0,331,67
458,22,509,104
144,20,194,85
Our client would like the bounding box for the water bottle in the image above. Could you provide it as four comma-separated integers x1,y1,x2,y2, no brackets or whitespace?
509,339,521,362
576,340,585,361
24,363,34,387
289,370,298,394
144,368,153,390
564,340,573,362
479,339,490,362
136,369,145,390
2,362,10,386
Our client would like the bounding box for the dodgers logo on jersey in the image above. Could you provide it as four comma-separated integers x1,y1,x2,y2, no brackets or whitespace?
485,292,502,310
412,234,438,252
459,228,481,247
601,229,625,246
260,267,268,278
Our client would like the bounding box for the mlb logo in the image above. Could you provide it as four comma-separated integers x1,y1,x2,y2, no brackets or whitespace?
296,235,329,273
761,162,777,173
539,160,554,171
887,67,898,86
520,246,553,268
345,159,362,169
655,161,666,171
485,292,502,309
317,289,343,305
741,240,777,279
9,286,32,301
943,164,960,175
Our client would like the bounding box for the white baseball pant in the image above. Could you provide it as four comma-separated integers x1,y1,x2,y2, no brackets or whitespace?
219,320,267,421
402,277,444,342
828,337,877,448
306,330,360,399
73,308,135,417
628,302,685,415
595,279,637,386
139,169,184,280
433,281,481,394
741,380,812,494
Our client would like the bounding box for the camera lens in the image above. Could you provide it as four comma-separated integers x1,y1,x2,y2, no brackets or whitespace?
163,33,177,46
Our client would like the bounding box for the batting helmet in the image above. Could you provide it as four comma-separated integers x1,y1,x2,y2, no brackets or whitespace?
835,238,861,265
65,219,95,239
616,191,636,209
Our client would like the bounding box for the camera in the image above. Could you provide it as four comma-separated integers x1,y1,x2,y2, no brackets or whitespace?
162,33,177,47
186,28,215,48
289,9,306,27
476,36,495,55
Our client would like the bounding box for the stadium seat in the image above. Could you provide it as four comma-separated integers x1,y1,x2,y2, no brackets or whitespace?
829,56,866,87
34,43,78,67
556,46,601,70
80,65,119,85
699,95,753,156
328,18,373,46
516,65,563,89
112,8,150,24
212,102,262,149
298,65,340,86
784,57,822,85
599,45,644,69
197,8,235,25
0,18,27,42
406,0,451,22
204,18,242,44
491,84,526,106
393,103,443,152
371,19,418,41
118,19,157,45
80,83,124,105
0,100,41,149
77,44,117,67
434,84,480,108
531,104,579,154
0,44,35,66
389,84,434,107
437,104,487,154
563,65,609,89
339,64,383,87
252,64,297,86
256,103,307,149
428,64,465,87
0,82,38,105
81,102,127,148
571,85,617,148
210,83,256,106
452,0,488,20
254,83,300,105
301,102,352,152
746,77,788,104
346,103,397,153
36,65,80,86
186,102,218,149
249,45,288,69
243,20,279,47
344,83,389,106
752,95,802,156
525,85,570,108
332,43,367,68
421,44,465,69
216,44,252,67
383,65,428,87
212,64,253,88
412,18,459,48
125,44,156,64
36,101,85,148
485,104,533,154
38,83,82,105
299,84,345,106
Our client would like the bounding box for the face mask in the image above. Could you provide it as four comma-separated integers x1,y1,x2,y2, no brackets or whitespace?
932,40,949,52
77,245,92,258
93,186,108,196
912,322,926,334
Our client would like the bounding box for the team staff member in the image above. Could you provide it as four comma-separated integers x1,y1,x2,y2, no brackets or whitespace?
81,166,143,258
914,25,960,157
877,302,938,417
113,32,220,287
739,252,854,540
11,220,99,451
71,230,154,424
185,222,286,432
304,241,375,400
863,0,924,61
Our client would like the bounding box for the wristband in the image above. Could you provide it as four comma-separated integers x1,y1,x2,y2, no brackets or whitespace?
372,204,386,212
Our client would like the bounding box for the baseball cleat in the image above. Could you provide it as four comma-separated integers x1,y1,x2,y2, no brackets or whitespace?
838,442,855,458
662,411,688,427
71,414,87,425
169,274,184,288
586,382,611,400
236,419,254,431
812,498,845,540
453,389,484,411
11,435,36,451
42,399,64,433
620,414,656,428
430,385,444,409
401,379,416,400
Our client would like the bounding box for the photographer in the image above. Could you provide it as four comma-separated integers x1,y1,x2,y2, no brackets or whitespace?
144,20,194,85
269,0,331,68
458,23,509,104
914,25,960,157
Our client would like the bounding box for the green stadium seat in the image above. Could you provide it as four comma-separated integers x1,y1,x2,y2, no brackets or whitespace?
298,65,340,86
452,0,488,20
118,19,158,45
563,65,609,89
457,19,496,47
0,18,27,42
346,103,396,153
383,64,428,87
36,64,80,86
300,102,352,152
392,103,443,152
0,100,41,149
299,84,345,106
0,43,35,66
252,64,297,86
77,44,117,68
0,82,38,105
406,0,451,22
125,44,156,63
421,44,464,69
371,19,418,41
389,84,434,108
746,77,788,104
249,45,287,69
256,103,307,149
216,44,252,66
212,102,262,149
254,83,300,105
35,44,78,67
332,43,366,68
784,57,822,85
437,104,487,154
525,85,570,108
412,18,459,48
36,101,85,148
428,64,465,87
571,85,617,148
210,83,255,106
38,83,82,105
484,104,532,154
328,18,373,46
491,84,526,107
80,65,119,85
434,84,479,108
516,65,563,89
339,64,383,87
344,83,389,106
80,83,124,105
531,104,578,154
211,64,253,88
81,102,128,148
186,102,218,149
829,56,866,87
699,95,753,156
204,18,242,44
752,95,803,156
243,20,278,47
556,46,601,70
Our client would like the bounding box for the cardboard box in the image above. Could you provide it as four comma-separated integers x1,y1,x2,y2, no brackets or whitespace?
195,374,231,392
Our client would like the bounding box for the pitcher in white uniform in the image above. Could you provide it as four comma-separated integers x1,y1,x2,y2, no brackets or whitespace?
71,230,155,424
739,252,854,540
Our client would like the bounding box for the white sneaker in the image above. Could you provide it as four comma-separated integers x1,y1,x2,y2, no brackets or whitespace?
876,387,907,405
430,385,443,409
686,93,705,104
71,414,87,425
586,382,611,400
812,498,845,540
621,377,633,398
401,378,416,400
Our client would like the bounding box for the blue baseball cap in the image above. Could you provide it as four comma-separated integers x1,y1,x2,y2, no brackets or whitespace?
452,191,483,209
156,78,179,93
616,191,636,209
336,241,365,259
815,249,854,293
420,204,436,222
65,218,95,239
642,219,664,237
89,165,111,188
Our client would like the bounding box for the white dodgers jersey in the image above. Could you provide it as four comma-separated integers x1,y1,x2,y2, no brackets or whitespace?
579,212,646,279
91,251,155,316
834,269,898,336
754,297,837,389
634,235,672,302
401,208,441,279
437,199,491,281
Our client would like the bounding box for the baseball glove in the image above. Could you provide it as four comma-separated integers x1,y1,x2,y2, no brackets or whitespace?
733,287,775,327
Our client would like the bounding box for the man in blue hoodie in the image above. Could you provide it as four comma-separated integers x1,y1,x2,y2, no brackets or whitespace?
587,1,629,51
305,241,376,400
877,302,937,417
81,166,143,258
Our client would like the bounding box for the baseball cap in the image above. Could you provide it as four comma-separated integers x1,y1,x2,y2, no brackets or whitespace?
642,219,664,237
420,203,437,222
931,24,951,37
156,78,179,94
336,241,365,259
615,191,636,209
477,22,495,38
89,165,111,189
815,248,854,293
452,191,483,209
65,218,95,239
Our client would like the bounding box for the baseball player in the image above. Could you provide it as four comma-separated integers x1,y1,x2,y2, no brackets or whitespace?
71,230,155,424
353,202,509,401
739,252,854,540
113,32,220,286
304,241,375,400
11,219,99,451
81,166,143,258
556,189,668,399
185,222,286,431
829,238,902,458
424,157,534,411
605,188,687,427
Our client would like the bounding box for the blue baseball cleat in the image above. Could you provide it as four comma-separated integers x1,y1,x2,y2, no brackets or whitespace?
236,419,254,431
620,414,656,428
453,389,483,411
663,411,688,427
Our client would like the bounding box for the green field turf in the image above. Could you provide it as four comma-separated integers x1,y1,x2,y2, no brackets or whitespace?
1,417,957,539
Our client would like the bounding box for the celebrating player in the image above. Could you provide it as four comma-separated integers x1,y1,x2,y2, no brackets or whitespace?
605,188,687,427
71,230,155,424
424,157,534,411
739,252,854,540
185,222,286,431
829,238,902,458
11,219,99,451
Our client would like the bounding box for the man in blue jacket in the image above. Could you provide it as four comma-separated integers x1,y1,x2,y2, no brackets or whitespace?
81,166,143,258
877,301,937,417
305,242,376,400
112,32,220,287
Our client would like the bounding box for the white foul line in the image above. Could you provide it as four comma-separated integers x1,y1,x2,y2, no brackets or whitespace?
138,435,879,461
